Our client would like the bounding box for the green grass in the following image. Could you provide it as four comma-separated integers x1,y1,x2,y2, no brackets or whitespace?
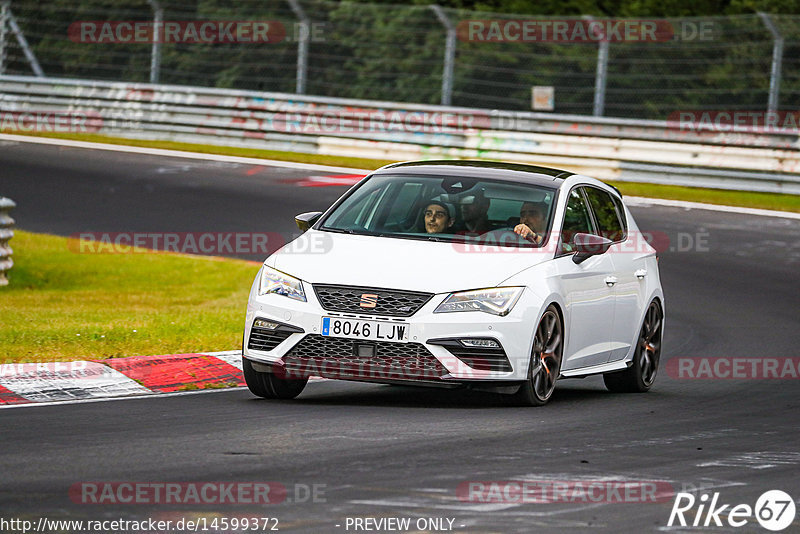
0,230,258,364
4,130,798,212
607,181,800,213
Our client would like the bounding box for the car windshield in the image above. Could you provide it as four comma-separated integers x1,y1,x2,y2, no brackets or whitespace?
319,174,557,247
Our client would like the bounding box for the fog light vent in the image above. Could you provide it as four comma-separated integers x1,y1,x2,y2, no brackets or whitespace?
460,338,500,348
254,319,280,330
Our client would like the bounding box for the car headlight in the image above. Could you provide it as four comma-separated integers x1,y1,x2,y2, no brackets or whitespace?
258,266,306,302
434,287,524,316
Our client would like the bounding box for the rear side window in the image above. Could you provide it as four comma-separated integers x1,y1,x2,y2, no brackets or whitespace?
560,188,595,253
584,187,626,242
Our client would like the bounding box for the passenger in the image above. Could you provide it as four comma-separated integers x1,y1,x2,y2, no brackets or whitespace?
514,201,547,244
458,189,491,234
423,200,455,234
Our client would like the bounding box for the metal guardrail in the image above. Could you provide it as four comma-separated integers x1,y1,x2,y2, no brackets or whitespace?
0,197,15,286
1,75,799,194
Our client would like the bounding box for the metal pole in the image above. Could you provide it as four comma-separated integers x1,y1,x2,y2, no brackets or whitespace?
7,7,43,76
287,0,309,94
148,0,162,83
758,12,783,114
587,16,609,117
430,4,455,106
593,40,609,116
0,1,9,76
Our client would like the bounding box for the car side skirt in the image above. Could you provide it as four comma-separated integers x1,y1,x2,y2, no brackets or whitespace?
560,359,630,378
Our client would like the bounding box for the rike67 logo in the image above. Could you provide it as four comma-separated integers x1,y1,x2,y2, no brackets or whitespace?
668,490,796,531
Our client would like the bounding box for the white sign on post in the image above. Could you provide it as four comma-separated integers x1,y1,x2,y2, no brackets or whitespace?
532,86,554,111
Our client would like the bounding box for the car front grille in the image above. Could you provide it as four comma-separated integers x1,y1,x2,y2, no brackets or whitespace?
248,329,293,352
313,284,433,317
282,334,448,380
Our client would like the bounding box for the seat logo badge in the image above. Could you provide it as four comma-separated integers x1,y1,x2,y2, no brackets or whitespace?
359,294,378,308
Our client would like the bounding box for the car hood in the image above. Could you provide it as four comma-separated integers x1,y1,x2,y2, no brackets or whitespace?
268,230,552,293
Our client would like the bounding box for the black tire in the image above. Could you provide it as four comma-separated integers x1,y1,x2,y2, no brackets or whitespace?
509,305,563,406
242,357,308,400
603,300,663,393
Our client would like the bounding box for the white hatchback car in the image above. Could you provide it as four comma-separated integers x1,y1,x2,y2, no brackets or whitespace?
242,161,664,405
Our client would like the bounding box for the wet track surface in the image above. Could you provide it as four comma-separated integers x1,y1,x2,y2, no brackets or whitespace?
1,140,799,533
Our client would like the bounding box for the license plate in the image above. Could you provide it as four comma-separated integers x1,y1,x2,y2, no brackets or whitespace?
321,317,409,343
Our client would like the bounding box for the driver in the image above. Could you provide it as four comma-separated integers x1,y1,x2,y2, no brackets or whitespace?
423,200,455,234
514,201,547,244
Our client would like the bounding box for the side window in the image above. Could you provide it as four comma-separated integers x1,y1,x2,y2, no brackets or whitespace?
584,187,625,242
384,182,423,228
560,188,595,254
325,187,381,230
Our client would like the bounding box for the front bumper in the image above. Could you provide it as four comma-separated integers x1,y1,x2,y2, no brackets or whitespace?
243,283,541,383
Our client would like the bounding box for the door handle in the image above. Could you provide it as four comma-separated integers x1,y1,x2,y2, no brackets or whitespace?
604,276,618,287
635,269,647,280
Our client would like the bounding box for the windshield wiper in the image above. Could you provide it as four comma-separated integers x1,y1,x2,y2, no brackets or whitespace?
323,227,386,237
325,229,454,243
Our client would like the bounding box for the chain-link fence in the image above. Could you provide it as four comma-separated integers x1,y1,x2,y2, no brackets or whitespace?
1,0,798,120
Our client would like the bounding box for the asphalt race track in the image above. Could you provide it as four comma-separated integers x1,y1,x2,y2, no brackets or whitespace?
2,140,799,533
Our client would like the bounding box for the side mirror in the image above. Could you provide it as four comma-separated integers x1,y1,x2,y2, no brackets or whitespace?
572,233,612,264
295,211,323,233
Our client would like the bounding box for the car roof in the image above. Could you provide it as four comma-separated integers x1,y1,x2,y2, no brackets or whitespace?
373,160,573,188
